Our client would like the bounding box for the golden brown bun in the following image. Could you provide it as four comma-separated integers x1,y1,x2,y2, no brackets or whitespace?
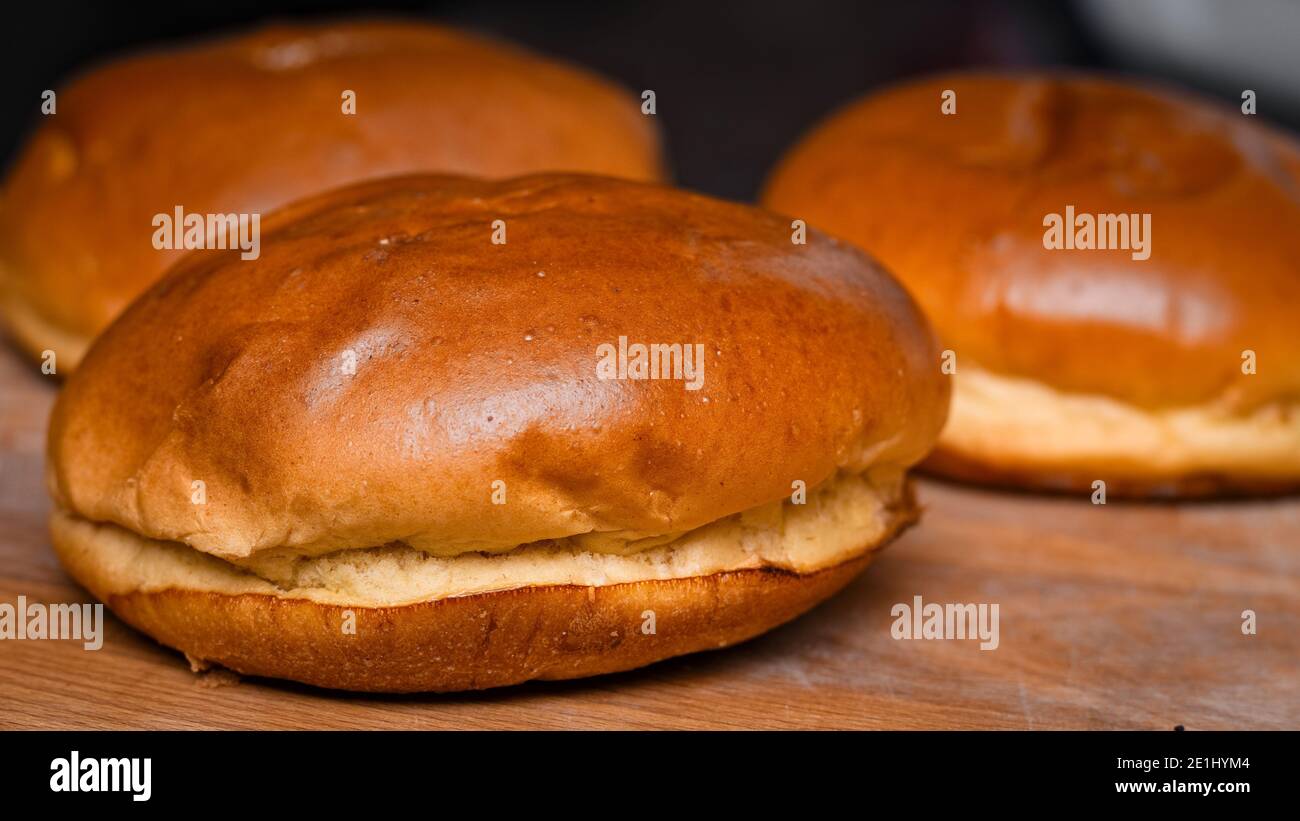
0,19,664,369
49,173,948,563
763,71,1300,495
46,173,947,690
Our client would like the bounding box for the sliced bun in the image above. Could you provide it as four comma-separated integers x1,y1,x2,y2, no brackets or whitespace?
48,173,947,690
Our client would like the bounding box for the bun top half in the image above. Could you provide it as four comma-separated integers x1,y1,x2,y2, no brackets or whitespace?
0,20,665,367
763,71,1300,412
48,174,948,563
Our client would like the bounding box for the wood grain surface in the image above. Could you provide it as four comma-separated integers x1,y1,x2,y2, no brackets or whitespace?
1,344,1296,729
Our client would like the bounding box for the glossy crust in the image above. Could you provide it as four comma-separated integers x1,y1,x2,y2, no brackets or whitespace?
0,19,665,368
52,514,904,692
763,71,1300,412
763,71,1300,495
48,173,949,563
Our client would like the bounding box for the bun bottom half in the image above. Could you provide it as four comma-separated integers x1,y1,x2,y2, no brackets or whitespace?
49,477,917,693
931,367,1300,497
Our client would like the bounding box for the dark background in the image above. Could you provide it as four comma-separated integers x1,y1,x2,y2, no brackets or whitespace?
3,0,1298,201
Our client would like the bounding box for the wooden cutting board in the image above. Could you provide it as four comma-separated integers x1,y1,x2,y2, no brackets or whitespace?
1,344,1296,729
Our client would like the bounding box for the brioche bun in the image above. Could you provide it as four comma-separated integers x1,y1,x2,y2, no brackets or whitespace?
763,71,1300,495
0,20,664,370
47,173,948,691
